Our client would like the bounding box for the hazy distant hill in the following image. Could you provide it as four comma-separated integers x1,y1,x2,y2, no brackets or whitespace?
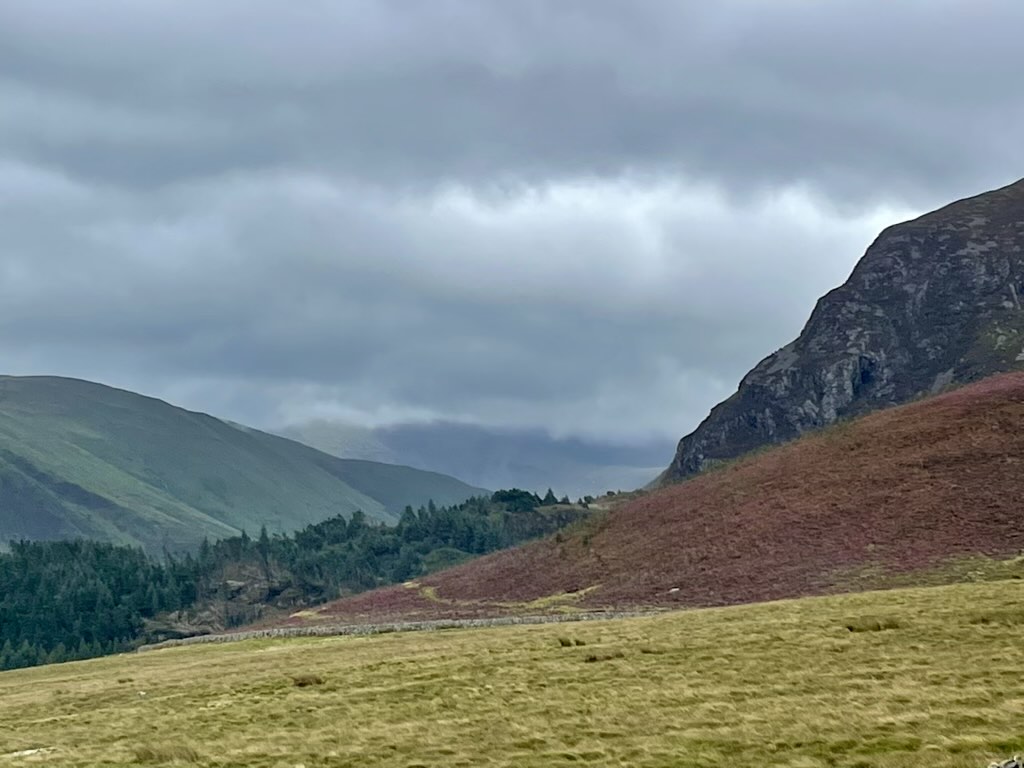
280,420,673,499
0,376,484,552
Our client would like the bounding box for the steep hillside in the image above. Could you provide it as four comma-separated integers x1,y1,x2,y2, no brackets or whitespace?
281,420,672,498
664,177,1024,481
227,426,489,519
300,373,1024,623
0,376,483,552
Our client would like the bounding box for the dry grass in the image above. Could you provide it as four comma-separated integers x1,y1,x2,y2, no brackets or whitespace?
1,580,1023,767
132,744,202,764
844,615,903,633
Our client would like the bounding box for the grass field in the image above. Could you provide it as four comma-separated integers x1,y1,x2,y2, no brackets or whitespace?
1,580,1023,767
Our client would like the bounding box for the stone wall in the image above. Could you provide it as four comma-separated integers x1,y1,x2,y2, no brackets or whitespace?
137,610,659,652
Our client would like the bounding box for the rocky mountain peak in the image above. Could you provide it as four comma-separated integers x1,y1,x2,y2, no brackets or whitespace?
662,177,1024,482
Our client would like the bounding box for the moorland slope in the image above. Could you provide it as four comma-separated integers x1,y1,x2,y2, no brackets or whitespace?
303,373,1024,623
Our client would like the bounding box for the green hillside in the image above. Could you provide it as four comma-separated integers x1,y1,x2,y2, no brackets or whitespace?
0,376,484,552
1,579,1022,767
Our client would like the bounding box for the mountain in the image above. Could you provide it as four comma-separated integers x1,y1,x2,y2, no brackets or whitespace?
662,177,1024,482
0,376,484,552
280,420,673,499
294,373,1024,623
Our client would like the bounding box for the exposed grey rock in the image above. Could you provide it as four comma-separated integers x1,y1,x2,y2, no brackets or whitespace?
662,178,1024,482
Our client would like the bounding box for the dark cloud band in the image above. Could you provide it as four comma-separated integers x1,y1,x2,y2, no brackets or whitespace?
0,1,1019,445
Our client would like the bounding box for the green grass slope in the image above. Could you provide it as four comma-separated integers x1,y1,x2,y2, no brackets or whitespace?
1,579,1022,766
0,376,483,552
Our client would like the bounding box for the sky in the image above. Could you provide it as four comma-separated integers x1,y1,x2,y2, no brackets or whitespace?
2,0,1023,445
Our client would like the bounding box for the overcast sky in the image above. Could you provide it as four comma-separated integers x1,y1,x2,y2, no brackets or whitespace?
2,1,1023,443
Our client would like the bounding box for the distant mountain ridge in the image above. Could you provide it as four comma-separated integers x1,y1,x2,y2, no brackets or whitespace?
0,376,484,552
279,420,673,499
662,176,1024,482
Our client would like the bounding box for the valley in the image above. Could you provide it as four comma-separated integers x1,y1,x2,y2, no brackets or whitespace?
5,5,1024,767
280,420,674,501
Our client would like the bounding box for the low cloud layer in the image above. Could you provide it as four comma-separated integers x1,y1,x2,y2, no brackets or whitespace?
2,1,1021,443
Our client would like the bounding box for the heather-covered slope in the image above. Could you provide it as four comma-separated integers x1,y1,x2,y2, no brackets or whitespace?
302,373,1024,623
0,376,482,551
664,177,1024,481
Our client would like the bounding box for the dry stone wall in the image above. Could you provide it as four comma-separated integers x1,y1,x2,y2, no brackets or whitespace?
137,610,659,652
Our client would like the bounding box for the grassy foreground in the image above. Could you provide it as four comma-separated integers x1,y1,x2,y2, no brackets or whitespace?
1,580,1023,767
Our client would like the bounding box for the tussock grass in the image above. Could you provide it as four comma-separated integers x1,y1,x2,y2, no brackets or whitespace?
132,743,201,763
583,650,625,663
1,580,1023,766
845,615,902,633
832,554,1024,593
967,608,1024,626
556,637,587,648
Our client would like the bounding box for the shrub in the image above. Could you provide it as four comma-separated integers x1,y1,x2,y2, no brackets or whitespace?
291,673,326,687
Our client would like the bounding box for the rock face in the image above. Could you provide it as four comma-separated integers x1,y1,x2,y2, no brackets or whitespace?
663,177,1024,482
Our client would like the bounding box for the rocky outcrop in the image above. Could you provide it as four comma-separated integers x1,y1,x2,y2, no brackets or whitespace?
663,177,1024,482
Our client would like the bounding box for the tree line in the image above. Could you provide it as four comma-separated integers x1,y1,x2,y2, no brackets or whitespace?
0,539,195,669
0,489,587,671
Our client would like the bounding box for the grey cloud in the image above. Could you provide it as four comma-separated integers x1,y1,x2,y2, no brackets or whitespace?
1,1,1021,452
1,2,1021,205
0,159,895,440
